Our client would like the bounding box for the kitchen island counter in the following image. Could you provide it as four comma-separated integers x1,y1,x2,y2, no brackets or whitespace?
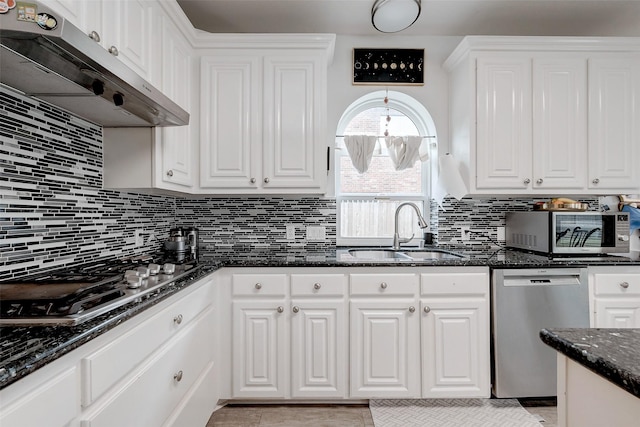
540,328,640,398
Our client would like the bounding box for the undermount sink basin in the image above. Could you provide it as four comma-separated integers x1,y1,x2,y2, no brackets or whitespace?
346,248,464,261
347,249,412,260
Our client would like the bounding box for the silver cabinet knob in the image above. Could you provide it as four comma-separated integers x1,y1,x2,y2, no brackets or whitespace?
250,178,256,184
523,178,531,185
277,306,284,313
255,283,262,290
313,283,321,290
536,178,543,184
166,169,174,177
88,31,101,42
173,314,183,325
592,178,600,184
292,306,299,313
380,282,388,289
108,45,119,56
408,306,415,313
424,306,431,314
174,370,183,382
620,281,630,289
264,177,270,184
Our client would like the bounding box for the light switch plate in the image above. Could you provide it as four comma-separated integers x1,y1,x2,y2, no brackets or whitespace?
306,225,326,241
286,225,296,240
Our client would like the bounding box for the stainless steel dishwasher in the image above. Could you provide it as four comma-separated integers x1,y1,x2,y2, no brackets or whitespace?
491,267,589,398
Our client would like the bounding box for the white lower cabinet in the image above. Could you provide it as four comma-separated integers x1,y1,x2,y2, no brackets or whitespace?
224,267,490,400
590,266,640,328
349,271,420,398
0,274,218,427
81,308,215,427
231,271,348,399
420,270,490,398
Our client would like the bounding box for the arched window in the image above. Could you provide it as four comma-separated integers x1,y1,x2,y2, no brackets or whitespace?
335,90,437,246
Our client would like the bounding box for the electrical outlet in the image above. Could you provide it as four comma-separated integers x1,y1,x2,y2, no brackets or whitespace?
134,229,144,247
306,225,326,241
286,225,296,240
497,226,506,241
460,224,471,241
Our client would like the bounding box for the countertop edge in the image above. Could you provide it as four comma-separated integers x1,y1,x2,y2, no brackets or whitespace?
540,328,640,399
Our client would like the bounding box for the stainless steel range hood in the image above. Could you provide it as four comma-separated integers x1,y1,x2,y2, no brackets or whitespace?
0,3,189,127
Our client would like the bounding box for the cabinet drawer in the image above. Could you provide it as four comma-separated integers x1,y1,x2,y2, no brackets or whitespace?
291,274,346,297
0,368,77,427
233,273,287,296
350,273,418,296
593,274,640,296
421,273,488,295
81,280,212,406
81,308,215,427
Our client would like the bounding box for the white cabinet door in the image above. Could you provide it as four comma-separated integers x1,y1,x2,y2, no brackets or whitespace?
262,54,326,190
290,300,347,398
588,56,640,191
96,0,152,79
200,55,261,189
0,368,77,427
532,56,588,190
476,55,532,190
420,300,488,398
232,300,287,398
156,14,195,189
594,299,640,328
350,301,420,398
39,0,88,31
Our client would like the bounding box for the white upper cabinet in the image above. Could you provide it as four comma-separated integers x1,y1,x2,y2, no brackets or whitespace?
588,55,640,191
445,36,640,196
198,35,335,194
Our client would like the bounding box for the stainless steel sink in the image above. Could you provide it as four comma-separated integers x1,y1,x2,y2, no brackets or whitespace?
401,250,464,260
347,249,412,260
346,248,464,261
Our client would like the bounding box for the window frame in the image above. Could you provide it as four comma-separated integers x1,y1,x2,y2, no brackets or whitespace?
334,90,438,247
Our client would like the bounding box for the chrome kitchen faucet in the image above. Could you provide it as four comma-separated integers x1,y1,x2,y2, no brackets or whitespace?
392,202,429,250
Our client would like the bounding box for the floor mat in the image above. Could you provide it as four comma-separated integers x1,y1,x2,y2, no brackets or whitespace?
369,398,542,427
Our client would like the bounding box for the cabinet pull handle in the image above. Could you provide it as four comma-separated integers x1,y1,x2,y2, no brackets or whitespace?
424,306,431,314
255,283,262,290
88,31,101,42
536,178,543,184
166,170,174,177
313,283,321,290
620,281,630,289
277,306,284,313
108,45,119,56
174,370,183,382
408,306,415,313
250,178,256,184
592,178,600,184
173,314,183,324
523,178,531,185
264,177,270,184
292,306,299,313
380,282,388,289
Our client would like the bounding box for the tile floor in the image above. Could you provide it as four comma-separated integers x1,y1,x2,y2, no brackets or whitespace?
206,401,557,427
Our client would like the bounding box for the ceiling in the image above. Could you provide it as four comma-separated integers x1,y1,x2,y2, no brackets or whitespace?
176,0,640,37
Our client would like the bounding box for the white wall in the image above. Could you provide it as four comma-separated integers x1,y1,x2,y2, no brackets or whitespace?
327,35,463,153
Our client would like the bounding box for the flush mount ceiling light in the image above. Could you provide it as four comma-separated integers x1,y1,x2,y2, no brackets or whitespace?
371,0,421,33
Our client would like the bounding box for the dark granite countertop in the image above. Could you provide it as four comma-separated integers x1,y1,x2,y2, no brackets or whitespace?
540,328,640,398
1,246,639,391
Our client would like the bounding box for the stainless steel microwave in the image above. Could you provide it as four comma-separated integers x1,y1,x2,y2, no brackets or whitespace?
505,211,630,255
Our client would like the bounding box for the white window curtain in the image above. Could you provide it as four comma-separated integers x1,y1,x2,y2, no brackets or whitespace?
343,135,377,173
384,136,429,171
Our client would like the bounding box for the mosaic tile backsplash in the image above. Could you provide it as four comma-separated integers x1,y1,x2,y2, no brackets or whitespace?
0,85,603,280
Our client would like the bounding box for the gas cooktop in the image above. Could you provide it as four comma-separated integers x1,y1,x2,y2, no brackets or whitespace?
0,255,201,326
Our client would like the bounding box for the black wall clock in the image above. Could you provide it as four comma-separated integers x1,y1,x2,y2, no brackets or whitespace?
352,48,424,85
